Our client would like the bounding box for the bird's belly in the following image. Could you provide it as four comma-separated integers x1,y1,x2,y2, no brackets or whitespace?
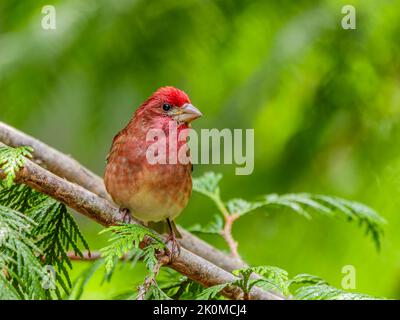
106,161,192,223
126,188,184,222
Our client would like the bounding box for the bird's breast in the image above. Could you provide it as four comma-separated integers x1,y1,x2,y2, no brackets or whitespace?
104,132,192,222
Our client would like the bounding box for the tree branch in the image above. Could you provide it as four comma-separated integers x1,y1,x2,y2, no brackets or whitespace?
67,251,102,261
0,121,245,273
0,141,283,300
0,122,109,200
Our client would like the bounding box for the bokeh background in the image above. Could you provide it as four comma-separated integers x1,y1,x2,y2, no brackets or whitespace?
1,0,400,299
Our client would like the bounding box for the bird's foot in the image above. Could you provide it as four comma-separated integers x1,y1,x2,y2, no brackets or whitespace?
119,208,132,224
165,233,181,263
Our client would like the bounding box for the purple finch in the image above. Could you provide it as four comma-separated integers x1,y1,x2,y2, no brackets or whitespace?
104,86,202,256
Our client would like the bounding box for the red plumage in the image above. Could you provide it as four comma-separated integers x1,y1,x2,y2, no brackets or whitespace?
104,87,202,250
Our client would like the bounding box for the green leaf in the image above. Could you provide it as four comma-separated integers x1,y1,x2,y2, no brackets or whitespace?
0,204,48,299
99,224,165,274
193,172,223,198
264,194,312,219
0,146,33,187
233,266,289,296
289,273,328,286
0,183,90,298
226,198,264,216
156,269,205,300
294,284,382,300
28,199,90,294
187,214,224,235
262,193,385,249
194,283,227,300
146,283,172,300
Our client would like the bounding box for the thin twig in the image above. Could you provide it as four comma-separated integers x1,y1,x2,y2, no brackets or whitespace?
67,250,134,262
67,251,101,261
137,262,162,300
220,213,241,259
212,194,243,260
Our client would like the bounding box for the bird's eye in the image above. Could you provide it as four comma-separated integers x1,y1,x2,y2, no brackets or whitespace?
162,103,171,111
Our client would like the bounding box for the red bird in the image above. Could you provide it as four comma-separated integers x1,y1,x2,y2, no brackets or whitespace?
104,87,202,257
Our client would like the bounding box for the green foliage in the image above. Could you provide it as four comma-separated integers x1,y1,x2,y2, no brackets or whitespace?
187,214,224,235
263,194,385,249
0,183,89,298
0,145,32,186
194,284,227,300
231,266,289,298
192,172,223,198
226,199,264,216
99,224,165,274
293,284,381,300
99,224,169,300
156,270,206,300
192,172,385,249
144,283,173,300
289,273,328,286
29,199,90,295
0,204,47,299
241,266,290,296
228,266,380,300
0,146,89,299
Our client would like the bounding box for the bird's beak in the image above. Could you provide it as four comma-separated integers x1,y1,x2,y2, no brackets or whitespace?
173,103,202,123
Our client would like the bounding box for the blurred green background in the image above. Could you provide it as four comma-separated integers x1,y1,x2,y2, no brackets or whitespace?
1,0,400,299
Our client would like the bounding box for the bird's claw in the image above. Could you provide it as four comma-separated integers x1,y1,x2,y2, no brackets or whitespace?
119,208,132,224
165,233,181,263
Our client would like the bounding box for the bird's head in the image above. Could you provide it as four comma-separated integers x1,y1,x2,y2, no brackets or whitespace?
137,86,202,125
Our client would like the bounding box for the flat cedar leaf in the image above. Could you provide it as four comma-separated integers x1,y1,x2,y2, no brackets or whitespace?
264,194,312,219
289,273,328,287
147,283,172,300
0,182,90,299
0,146,33,187
294,284,381,300
262,193,385,249
27,199,90,294
99,224,165,274
192,172,223,197
279,194,331,214
156,269,205,300
194,283,227,300
187,214,224,235
0,204,48,299
142,246,159,275
226,198,264,216
234,266,290,296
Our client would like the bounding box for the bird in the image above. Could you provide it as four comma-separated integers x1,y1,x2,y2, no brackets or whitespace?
104,86,202,259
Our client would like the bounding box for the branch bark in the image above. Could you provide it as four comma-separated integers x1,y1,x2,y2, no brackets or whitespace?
0,122,109,200
0,121,245,272
0,141,283,300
